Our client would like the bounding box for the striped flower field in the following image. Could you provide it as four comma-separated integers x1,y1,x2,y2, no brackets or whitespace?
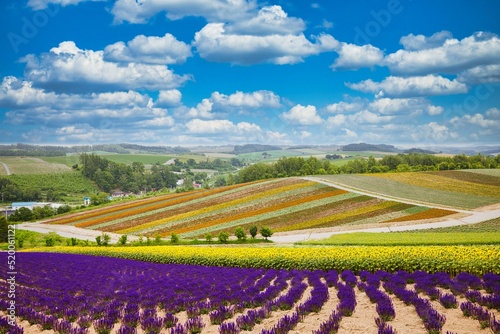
47,178,457,238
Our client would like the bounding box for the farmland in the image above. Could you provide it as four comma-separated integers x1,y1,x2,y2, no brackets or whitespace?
2,251,499,333
316,170,500,209
45,178,458,238
0,156,70,175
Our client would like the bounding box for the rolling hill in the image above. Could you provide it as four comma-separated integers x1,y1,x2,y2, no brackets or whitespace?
46,177,459,239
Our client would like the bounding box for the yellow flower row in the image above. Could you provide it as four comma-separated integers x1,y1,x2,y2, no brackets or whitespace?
277,200,400,232
117,181,317,234
33,245,500,276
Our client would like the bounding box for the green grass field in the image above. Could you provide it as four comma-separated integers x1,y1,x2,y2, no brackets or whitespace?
0,156,71,175
317,171,500,209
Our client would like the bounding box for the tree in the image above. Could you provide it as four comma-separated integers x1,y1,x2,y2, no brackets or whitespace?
102,233,111,245
235,227,246,241
119,235,128,245
171,233,179,243
0,216,8,243
205,233,213,242
249,226,258,239
218,232,229,243
260,227,273,240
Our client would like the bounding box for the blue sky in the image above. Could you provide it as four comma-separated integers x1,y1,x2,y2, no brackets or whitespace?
0,0,499,147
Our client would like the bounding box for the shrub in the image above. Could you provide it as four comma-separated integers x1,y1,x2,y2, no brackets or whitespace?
205,233,213,242
102,233,111,246
119,235,128,245
170,233,179,244
95,235,102,246
235,227,246,241
249,226,258,239
260,227,273,240
218,232,229,243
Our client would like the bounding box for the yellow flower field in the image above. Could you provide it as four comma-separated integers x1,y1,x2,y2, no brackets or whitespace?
33,244,500,276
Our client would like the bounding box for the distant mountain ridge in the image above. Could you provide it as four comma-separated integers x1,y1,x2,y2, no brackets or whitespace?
232,144,282,154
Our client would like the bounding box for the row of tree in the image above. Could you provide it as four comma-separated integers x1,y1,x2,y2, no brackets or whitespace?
237,153,500,183
7,204,71,222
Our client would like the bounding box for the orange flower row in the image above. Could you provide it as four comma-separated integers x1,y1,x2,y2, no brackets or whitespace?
168,189,347,236
384,208,456,223
74,182,254,228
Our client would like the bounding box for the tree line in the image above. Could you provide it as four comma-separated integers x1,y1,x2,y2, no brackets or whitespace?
237,153,500,183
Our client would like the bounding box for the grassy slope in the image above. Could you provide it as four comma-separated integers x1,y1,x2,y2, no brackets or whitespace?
318,171,500,209
0,156,70,175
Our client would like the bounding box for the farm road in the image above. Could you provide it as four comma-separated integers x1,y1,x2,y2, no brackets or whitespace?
0,161,11,175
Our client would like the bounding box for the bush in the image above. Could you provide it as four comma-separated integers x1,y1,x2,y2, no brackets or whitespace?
249,226,258,239
155,235,162,243
205,233,213,242
95,235,102,246
260,227,273,240
235,227,246,241
171,233,179,244
119,235,127,245
102,233,111,246
218,232,229,244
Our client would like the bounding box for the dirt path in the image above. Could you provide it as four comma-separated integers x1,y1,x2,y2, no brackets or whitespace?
0,161,11,175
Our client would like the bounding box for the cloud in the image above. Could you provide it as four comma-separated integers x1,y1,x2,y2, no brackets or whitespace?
156,90,182,108
457,64,500,84
136,116,175,128
111,0,256,24
412,122,458,143
385,32,500,75
0,77,172,127
369,97,443,116
193,23,338,65
451,108,500,130
211,90,281,109
226,5,305,36
399,30,453,51
326,114,347,127
176,90,281,119
332,43,384,70
346,75,468,98
104,33,192,65
27,0,102,10
22,41,191,93
281,104,323,125
185,119,261,134
326,100,365,114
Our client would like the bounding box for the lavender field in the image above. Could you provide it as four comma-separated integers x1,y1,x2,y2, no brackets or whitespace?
0,253,499,334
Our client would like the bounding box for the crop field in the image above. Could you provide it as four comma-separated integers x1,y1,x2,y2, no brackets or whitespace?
46,178,457,238
317,170,500,209
0,156,70,175
2,252,499,334
6,172,98,203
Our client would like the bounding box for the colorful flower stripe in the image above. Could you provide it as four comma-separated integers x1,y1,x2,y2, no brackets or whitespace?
177,192,361,238
384,208,457,223
73,183,251,228
217,195,376,235
145,190,357,237
169,189,347,235
36,245,500,276
277,201,403,232
93,178,314,231
370,172,500,198
116,181,318,234
73,179,291,229
49,191,195,225
130,184,332,234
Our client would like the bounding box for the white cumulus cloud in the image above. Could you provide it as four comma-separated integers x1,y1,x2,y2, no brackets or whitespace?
332,43,384,70
281,104,323,125
347,75,468,98
27,0,102,10
22,41,191,93
104,33,192,65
